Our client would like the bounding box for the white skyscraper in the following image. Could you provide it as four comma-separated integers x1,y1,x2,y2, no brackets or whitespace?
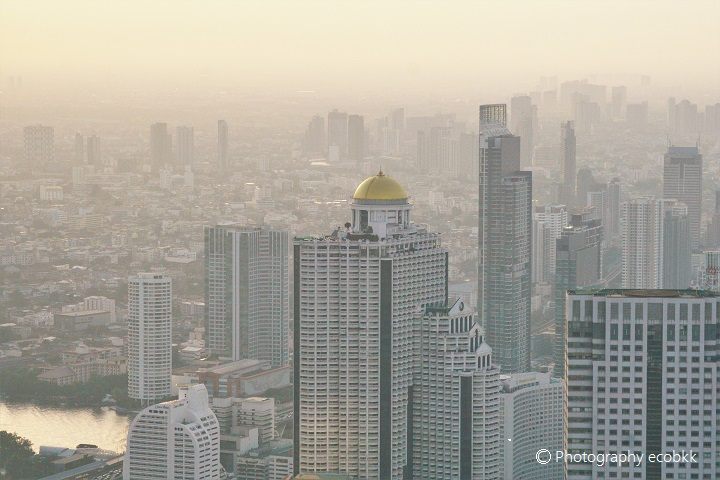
127,273,172,403
499,372,564,480
622,198,692,289
412,298,502,480
205,225,289,366
123,384,221,480
294,171,448,479
533,204,568,283
566,289,720,480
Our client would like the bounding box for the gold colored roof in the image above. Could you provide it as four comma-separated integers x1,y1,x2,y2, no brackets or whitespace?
353,170,408,201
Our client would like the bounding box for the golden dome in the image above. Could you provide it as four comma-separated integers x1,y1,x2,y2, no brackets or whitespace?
353,170,408,201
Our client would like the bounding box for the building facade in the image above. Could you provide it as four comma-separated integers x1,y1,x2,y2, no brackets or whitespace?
566,289,720,480
123,384,221,480
479,131,532,373
205,225,289,366
663,145,702,250
294,172,448,479
127,273,172,403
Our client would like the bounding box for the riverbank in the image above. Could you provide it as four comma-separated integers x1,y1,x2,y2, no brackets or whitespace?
0,368,138,409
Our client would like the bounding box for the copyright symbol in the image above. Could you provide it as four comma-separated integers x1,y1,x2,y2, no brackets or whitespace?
536,449,552,465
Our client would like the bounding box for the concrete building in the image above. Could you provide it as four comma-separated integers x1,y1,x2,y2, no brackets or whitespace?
86,135,101,168
533,204,568,283
500,372,564,480
663,145,702,250
347,114,364,164
176,126,194,166
479,131,532,373
554,213,603,378
412,298,502,480
123,384,221,480
150,122,172,170
327,110,348,161
566,289,720,480
53,310,111,331
127,273,172,403
560,121,576,205
510,95,536,167
24,125,54,168
204,225,289,366
294,171,447,479
198,359,290,398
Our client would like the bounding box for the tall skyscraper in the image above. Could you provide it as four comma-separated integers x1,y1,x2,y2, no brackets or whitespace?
553,213,602,378
606,177,621,241
663,145,702,250
412,298,501,480
566,289,720,480
127,273,172,403
532,204,568,284
479,104,507,130
347,114,365,164
327,109,348,161
706,189,720,248
662,201,692,289
176,125,194,166
150,122,172,170
23,125,54,168
218,120,229,171
622,198,692,289
294,172,448,479
86,135,101,168
560,121,576,205
510,95,536,167
479,129,532,373
610,85,627,119
621,197,663,289
123,384,221,480
500,372,564,480
205,225,289,366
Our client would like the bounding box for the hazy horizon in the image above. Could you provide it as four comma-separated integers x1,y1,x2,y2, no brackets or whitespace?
1,0,719,99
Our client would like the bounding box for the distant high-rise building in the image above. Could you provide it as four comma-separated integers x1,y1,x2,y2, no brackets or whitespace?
706,190,720,248
626,101,649,127
697,250,720,292
586,189,608,228
621,197,663,289
412,298,501,480
500,372,564,480
553,214,603,378
662,201,692,289
123,384,221,480
294,172,448,478
510,95,536,167
575,168,600,209
663,145,702,250
566,289,720,480
479,128,532,373
205,225,289,366
150,122,172,170
668,98,702,134
479,104,507,131
127,273,172,403
560,121,576,205
74,133,85,165
610,85,627,119
218,120,229,171
176,126,194,166
86,135,101,168
347,114,365,164
532,204,568,284
303,115,325,155
705,103,720,134
327,109,348,161
606,177,621,240
24,125,54,168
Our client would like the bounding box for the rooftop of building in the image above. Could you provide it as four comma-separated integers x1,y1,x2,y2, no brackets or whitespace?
667,145,700,157
352,170,407,201
568,288,718,298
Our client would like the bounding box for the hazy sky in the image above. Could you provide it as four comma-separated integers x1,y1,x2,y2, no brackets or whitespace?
1,0,719,96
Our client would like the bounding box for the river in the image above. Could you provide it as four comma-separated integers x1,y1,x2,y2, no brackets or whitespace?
0,402,130,453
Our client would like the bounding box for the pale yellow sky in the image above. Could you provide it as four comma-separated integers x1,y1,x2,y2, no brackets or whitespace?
1,0,718,94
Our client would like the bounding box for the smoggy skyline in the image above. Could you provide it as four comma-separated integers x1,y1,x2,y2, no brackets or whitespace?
1,0,719,98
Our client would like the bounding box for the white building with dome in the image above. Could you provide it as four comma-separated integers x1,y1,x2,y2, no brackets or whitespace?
293,171,501,479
